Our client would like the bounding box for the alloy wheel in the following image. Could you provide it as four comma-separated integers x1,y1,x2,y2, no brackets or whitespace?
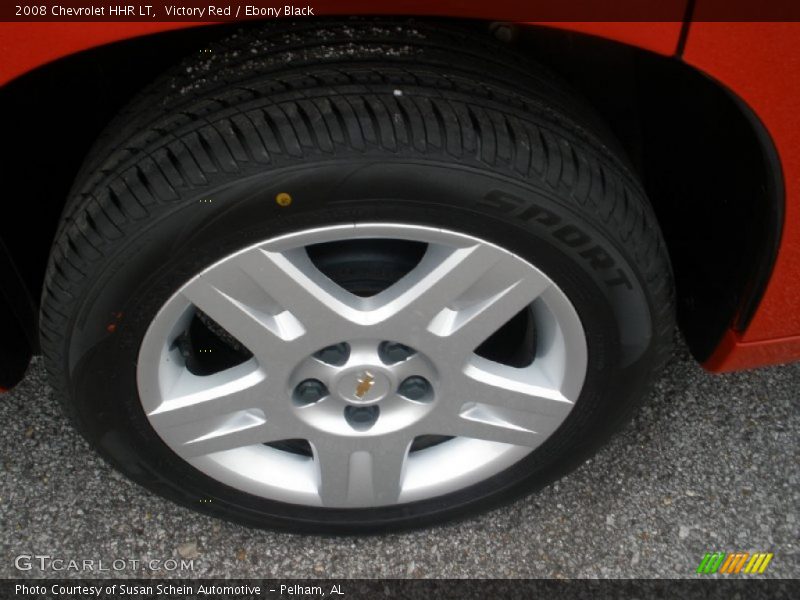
137,223,588,508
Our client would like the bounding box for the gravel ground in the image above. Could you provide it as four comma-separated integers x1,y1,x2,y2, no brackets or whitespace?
1,340,798,579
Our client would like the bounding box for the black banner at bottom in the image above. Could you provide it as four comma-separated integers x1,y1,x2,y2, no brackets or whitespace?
2,579,797,600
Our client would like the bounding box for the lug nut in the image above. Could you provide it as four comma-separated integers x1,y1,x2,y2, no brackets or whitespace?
398,376,432,402
313,342,350,366
379,341,416,364
344,405,380,430
293,379,328,406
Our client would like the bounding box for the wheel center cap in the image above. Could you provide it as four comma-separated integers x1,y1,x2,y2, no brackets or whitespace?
337,369,391,405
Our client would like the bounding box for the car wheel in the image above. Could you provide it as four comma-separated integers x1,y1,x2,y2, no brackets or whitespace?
40,20,674,532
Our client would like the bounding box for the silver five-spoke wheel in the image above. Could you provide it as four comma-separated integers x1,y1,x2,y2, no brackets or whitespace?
138,224,587,507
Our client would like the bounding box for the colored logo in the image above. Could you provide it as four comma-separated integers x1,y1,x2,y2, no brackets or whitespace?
354,371,375,399
696,552,773,574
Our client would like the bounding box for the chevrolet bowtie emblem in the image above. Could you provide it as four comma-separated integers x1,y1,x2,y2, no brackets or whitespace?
354,372,375,399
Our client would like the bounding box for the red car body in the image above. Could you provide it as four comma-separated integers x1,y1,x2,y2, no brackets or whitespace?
0,6,798,387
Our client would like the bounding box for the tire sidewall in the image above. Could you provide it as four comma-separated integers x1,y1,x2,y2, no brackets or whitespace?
64,158,661,532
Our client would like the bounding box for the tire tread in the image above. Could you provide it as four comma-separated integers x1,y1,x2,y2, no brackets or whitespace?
41,17,675,472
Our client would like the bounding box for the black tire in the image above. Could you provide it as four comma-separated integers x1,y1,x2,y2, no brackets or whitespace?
40,19,674,533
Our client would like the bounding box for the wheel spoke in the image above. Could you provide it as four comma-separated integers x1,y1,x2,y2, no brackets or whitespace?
159,408,293,458
428,269,549,353
311,437,411,507
372,243,549,357
236,248,363,335
432,362,574,446
148,362,305,457
180,273,305,362
371,243,499,331
147,362,269,428
461,359,576,412
181,246,366,361
368,438,412,505
311,441,351,506
443,411,548,446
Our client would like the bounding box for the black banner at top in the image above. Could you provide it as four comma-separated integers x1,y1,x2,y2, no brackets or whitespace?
5,0,800,23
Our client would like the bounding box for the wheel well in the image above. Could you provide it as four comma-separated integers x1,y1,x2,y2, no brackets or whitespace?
0,19,781,371
514,25,782,361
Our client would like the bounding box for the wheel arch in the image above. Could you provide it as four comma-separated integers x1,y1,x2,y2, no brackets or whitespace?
0,19,783,388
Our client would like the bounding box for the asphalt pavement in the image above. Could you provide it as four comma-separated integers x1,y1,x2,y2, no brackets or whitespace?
1,339,797,579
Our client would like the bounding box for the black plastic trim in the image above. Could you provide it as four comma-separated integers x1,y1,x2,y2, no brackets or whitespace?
725,91,785,332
